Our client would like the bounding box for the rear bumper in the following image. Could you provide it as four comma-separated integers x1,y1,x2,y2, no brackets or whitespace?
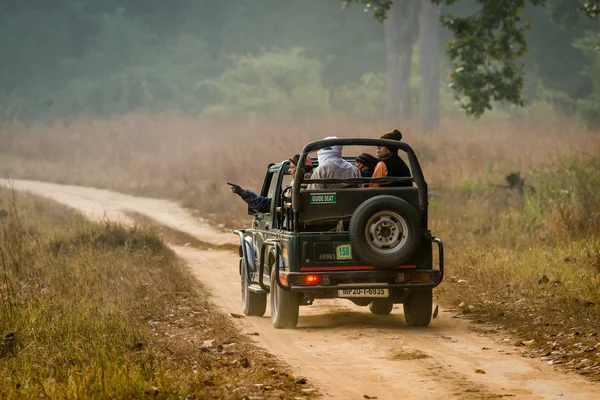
278,236,444,292
235,231,445,295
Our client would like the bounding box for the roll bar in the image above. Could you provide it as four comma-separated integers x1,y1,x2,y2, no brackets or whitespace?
291,138,429,215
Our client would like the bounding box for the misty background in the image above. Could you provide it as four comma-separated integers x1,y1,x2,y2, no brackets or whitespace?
1,0,599,129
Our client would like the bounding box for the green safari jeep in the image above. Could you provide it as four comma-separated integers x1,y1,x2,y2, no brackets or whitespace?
234,137,444,329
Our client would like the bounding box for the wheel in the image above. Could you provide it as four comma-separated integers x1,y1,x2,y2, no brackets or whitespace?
270,270,300,329
350,298,372,307
349,196,421,268
403,289,433,327
241,259,267,317
369,299,394,315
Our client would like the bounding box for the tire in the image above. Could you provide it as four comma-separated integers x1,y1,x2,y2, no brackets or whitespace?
369,299,394,315
350,298,372,307
241,259,267,317
270,270,300,329
349,195,421,268
403,289,433,327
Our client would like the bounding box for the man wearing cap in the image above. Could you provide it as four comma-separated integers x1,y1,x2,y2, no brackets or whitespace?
229,155,313,213
307,136,360,190
370,129,412,188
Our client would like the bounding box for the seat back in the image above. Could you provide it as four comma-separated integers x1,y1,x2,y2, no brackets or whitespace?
296,187,420,227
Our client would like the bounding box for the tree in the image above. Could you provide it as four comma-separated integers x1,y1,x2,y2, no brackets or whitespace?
384,1,420,123
201,48,332,118
342,0,600,118
419,0,442,131
573,32,600,127
2,0,596,123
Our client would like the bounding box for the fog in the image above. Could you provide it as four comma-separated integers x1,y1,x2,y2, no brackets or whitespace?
0,0,598,129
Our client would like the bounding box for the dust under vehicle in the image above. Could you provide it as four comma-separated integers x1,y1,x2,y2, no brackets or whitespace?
234,137,444,329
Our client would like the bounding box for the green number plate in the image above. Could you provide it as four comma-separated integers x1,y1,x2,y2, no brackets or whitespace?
309,193,337,204
336,244,352,260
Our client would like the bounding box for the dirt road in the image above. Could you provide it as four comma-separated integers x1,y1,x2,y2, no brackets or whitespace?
4,179,599,399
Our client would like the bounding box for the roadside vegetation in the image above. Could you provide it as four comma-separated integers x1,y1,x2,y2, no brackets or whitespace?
1,114,599,380
434,149,600,379
0,187,314,398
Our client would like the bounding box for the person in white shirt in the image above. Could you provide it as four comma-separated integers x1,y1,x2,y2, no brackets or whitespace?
307,136,360,190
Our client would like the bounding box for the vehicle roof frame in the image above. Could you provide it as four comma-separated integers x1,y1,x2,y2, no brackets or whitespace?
291,138,428,214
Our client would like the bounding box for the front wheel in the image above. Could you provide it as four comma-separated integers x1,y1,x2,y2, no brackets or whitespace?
241,259,267,317
403,288,433,327
270,271,300,329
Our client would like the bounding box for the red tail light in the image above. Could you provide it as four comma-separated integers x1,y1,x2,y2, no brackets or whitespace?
304,275,322,285
405,272,431,282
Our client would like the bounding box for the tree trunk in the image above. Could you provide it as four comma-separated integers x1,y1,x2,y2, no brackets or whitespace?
384,2,401,124
397,1,420,121
419,0,441,132
384,0,420,124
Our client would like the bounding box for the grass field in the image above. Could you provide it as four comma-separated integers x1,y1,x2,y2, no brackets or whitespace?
1,114,597,227
1,113,600,379
0,187,314,399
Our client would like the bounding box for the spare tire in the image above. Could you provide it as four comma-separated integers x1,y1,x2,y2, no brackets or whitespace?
349,195,421,268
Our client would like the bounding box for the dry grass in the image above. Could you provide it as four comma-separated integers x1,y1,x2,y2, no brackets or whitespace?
1,113,598,227
1,113,600,380
0,188,315,399
124,211,239,253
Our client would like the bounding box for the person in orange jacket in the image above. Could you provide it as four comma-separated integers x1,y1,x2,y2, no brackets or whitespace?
370,129,412,188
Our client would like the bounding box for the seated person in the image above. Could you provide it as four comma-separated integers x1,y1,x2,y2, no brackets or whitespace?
306,136,360,190
288,154,314,191
355,153,379,178
370,129,412,188
230,155,313,213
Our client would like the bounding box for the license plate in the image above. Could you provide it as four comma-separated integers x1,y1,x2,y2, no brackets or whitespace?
337,284,389,298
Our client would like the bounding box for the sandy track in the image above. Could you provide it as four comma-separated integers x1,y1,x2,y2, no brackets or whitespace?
4,179,599,399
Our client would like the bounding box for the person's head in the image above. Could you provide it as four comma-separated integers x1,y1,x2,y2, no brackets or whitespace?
376,129,402,159
355,153,379,172
289,154,313,176
317,136,344,162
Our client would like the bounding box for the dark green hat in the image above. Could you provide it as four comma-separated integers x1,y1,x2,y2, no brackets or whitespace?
379,129,402,141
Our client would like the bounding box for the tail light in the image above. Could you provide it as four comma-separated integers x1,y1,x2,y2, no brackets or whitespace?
301,274,330,285
304,275,321,285
397,272,431,282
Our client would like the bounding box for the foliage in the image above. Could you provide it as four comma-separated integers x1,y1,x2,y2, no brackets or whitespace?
332,73,387,119
0,0,599,122
341,0,599,118
341,0,394,21
202,48,332,118
521,2,594,104
534,82,576,115
579,0,600,17
573,32,600,127
0,188,312,399
31,9,220,117
523,152,600,239
440,0,539,117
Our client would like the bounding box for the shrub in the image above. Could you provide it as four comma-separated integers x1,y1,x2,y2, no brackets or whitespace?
202,48,332,118
524,151,600,239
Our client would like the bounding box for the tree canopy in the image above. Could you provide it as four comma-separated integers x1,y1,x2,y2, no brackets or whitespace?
343,0,599,117
0,0,598,125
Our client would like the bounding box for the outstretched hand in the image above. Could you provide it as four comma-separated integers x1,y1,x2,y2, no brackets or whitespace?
227,182,243,195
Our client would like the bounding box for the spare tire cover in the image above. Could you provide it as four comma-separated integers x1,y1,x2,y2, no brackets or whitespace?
349,195,421,268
